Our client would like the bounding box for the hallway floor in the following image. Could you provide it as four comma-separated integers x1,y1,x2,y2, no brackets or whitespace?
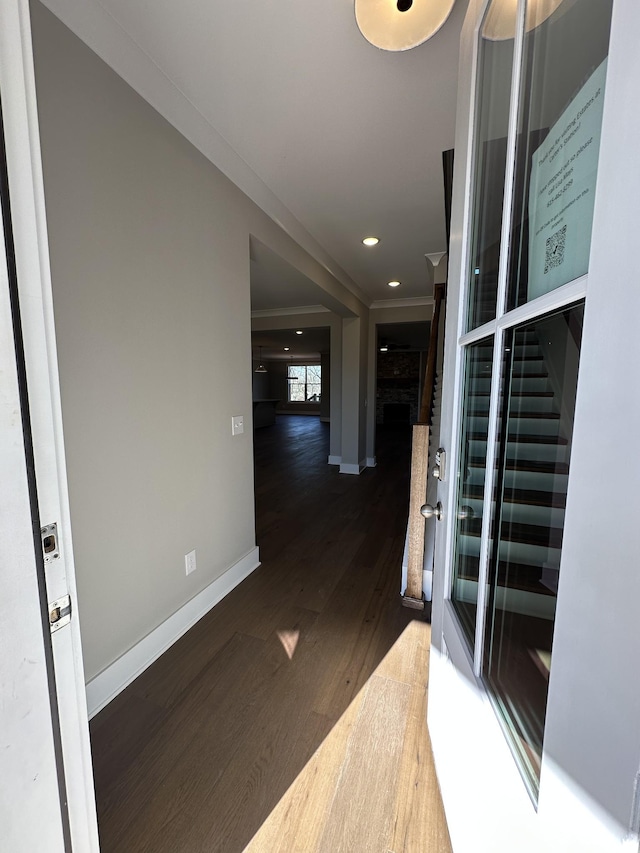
89,416,451,852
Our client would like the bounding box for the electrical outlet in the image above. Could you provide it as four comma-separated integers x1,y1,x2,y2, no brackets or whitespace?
232,415,244,436
185,549,197,576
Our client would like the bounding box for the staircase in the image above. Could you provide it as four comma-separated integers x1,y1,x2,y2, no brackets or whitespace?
456,329,571,622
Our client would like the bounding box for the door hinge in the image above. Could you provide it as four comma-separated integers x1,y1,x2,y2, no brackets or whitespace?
49,595,71,633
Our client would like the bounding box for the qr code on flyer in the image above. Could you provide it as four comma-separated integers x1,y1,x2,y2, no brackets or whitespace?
544,225,567,274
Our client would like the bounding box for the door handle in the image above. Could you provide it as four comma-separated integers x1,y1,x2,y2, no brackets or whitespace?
420,502,443,521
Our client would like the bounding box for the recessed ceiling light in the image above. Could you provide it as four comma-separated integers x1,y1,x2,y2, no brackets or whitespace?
284,347,290,351
362,236,380,246
295,330,303,335
388,280,401,288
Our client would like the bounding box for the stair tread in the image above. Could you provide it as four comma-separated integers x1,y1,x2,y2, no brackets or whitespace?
467,432,568,445
470,371,550,379
462,484,567,508
460,518,564,549
468,457,570,475
469,410,560,419
469,391,554,399
457,555,557,596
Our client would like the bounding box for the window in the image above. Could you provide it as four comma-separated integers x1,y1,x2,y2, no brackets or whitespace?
447,0,613,798
287,364,321,402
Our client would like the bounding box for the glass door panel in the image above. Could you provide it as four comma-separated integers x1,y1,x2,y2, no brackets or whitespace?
450,338,494,650
507,0,614,309
466,0,515,331
483,302,584,792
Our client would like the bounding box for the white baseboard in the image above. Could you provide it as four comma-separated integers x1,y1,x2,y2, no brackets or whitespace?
85,546,260,718
366,457,376,468
328,454,342,465
339,458,366,475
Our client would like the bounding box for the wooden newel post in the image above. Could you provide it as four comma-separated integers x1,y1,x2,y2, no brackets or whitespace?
403,423,430,608
402,283,445,609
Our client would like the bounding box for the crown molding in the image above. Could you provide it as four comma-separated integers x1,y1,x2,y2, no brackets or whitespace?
39,0,370,311
251,305,331,319
369,296,435,310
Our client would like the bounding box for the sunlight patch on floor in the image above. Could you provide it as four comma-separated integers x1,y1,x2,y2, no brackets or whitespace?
276,629,300,660
245,619,452,853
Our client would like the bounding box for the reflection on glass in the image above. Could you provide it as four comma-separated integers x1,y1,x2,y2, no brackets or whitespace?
451,339,494,649
467,1,515,331
507,0,613,309
483,303,584,793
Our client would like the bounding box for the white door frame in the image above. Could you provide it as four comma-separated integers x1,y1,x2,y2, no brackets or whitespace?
0,0,99,848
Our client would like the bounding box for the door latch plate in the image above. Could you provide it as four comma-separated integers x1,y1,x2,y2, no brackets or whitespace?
49,595,71,633
41,523,60,564
432,448,446,481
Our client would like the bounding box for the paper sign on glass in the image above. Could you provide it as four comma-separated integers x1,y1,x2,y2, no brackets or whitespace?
528,60,607,300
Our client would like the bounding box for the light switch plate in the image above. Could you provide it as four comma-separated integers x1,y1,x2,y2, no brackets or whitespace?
232,415,244,436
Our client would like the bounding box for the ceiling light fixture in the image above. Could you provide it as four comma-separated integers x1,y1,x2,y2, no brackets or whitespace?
284,346,290,351
388,280,401,288
254,346,268,373
355,0,456,52
379,345,389,352
295,330,303,335
482,0,566,42
362,236,380,246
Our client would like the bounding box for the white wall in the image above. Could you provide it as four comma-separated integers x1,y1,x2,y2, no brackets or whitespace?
30,2,360,683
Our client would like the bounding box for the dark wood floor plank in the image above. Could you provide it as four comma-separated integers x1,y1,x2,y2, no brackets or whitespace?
90,417,443,853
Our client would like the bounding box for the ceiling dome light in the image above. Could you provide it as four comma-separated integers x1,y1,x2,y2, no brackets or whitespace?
388,280,401,288
355,0,456,52
295,330,303,335
362,236,380,246
284,346,290,351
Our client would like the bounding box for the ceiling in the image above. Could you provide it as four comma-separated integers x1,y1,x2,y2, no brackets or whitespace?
252,328,331,362
44,0,469,308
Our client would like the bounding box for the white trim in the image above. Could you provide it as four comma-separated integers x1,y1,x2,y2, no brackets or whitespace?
366,456,376,468
370,296,435,310
339,460,366,475
251,304,331,318
328,454,342,465
496,276,587,331
459,318,498,346
85,547,260,718
1,1,100,847
459,273,588,348
437,0,485,625
469,0,526,674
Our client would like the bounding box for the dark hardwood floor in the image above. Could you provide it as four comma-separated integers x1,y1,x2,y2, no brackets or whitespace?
89,416,427,852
